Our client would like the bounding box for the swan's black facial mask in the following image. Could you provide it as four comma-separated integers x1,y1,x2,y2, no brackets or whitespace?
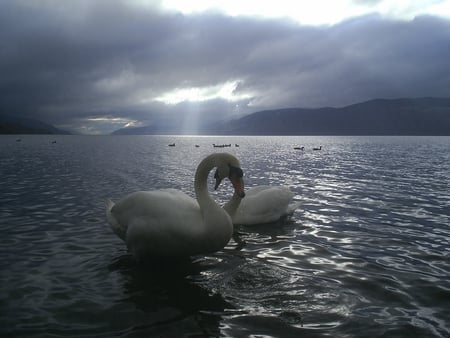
214,165,245,198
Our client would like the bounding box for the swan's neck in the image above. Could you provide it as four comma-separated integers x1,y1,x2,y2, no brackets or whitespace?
223,192,241,218
194,154,220,212
194,153,242,215
193,154,237,252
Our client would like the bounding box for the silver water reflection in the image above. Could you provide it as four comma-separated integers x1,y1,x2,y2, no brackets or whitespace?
1,135,449,337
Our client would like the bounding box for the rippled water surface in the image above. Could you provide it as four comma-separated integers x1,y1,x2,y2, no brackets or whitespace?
1,135,449,337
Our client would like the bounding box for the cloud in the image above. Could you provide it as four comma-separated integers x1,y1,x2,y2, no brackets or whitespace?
0,0,449,134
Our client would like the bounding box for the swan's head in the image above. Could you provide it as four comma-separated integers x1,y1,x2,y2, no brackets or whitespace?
213,154,245,198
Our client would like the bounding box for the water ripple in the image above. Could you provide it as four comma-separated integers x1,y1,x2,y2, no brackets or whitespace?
1,135,449,337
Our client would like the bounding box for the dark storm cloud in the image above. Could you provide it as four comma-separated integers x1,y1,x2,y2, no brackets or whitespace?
1,0,449,133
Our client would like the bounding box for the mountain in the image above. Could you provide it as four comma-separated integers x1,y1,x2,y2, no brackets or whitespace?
112,97,450,135
0,115,70,134
219,97,450,136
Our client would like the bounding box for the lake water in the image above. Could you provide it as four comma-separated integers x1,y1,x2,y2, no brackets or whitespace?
1,135,449,337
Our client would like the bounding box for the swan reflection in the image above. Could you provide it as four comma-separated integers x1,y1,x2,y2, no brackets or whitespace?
109,255,231,337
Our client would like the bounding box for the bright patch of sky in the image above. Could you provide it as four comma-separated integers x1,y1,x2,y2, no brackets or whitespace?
154,81,252,105
161,0,450,25
74,117,141,134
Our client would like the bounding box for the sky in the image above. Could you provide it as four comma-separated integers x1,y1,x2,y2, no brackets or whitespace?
1,0,450,134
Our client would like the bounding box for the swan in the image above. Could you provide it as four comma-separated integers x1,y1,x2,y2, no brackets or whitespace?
223,185,299,225
106,153,245,260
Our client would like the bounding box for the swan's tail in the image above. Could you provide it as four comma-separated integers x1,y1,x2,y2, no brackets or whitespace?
106,199,126,241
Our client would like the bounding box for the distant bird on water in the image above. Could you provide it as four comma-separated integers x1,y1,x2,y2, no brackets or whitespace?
294,146,304,150
168,143,175,147
313,146,322,151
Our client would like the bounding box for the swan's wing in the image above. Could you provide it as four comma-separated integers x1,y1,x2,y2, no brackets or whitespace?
240,186,294,212
110,190,203,257
243,185,274,196
234,186,295,225
112,189,197,218
111,190,200,231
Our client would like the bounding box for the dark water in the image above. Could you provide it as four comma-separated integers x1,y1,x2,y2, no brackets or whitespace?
1,135,449,337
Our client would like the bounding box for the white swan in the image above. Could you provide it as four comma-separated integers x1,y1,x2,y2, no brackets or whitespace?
106,153,245,260
223,185,299,225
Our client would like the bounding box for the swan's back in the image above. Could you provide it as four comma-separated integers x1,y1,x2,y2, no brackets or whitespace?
234,186,297,225
107,189,206,258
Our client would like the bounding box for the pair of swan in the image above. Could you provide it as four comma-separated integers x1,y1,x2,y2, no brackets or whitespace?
106,153,298,260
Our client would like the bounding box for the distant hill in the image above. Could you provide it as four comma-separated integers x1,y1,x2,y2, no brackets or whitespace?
112,97,450,136
0,115,70,134
219,97,450,136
